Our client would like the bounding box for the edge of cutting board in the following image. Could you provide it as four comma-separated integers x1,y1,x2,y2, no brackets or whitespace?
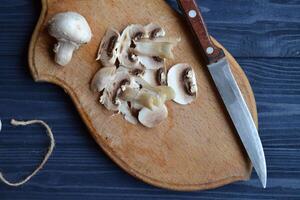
28,0,257,191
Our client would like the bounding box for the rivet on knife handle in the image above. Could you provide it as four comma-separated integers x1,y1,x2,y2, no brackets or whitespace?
177,0,225,65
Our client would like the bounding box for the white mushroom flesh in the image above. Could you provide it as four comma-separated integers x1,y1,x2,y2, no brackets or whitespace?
96,28,120,67
117,99,138,125
138,105,168,128
133,37,180,59
90,66,116,92
144,23,165,39
167,63,198,105
48,12,92,66
138,55,164,70
99,67,132,111
142,69,158,86
92,24,197,127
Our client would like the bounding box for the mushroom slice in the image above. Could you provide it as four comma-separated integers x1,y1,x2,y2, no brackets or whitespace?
167,63,198,105
144,23,165,39
118,86,158,110
141,67,167,87
96,28,120,67
133,37,180,59
99,68,132,111
156,67,167,85
117,99,138,125
126,24,145,41
142,69,158,86
138,105,168,128
119,48,144,69
90,66,116,92
138,55,164,69
100,89,118,111
134,77,175,106
118,25,144,69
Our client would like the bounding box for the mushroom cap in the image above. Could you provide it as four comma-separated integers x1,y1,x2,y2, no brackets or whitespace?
96,28,120,67
144,23,165,39
139,55,164,70
99,67,133,111
167,63,197,105
138,105,168,128
90,66,116,92
142,69,158,86
48,12,92,45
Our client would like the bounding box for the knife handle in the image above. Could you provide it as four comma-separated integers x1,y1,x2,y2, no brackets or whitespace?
177,0,225,64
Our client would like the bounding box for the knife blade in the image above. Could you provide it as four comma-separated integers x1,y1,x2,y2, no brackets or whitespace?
177,0,267,188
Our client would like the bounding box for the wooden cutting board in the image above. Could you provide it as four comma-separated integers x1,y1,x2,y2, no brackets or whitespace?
28,0,257,191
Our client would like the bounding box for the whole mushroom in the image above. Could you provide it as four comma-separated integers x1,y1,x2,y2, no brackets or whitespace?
48,12,92,66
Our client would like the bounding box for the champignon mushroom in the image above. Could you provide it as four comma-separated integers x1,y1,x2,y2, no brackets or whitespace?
156,67,167,85
126,24,145,41
167,63,198,105
144,23,165,39
138,55,164,70
141,67,167,87
117,25,144,69
117,99,138,124
134,77,175,105
138,105,168,128
48,12,92,66
118,87,159,110
142,69,157,86
96,28,120,67
90,66,116,92
133,37,180,60
99,67,132,111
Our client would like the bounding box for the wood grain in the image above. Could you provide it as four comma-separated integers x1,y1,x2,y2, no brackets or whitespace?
26,0,257,191
1,0,300,199
2,0,300,58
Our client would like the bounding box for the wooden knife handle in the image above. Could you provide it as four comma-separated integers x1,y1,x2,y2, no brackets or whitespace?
177,0,225,64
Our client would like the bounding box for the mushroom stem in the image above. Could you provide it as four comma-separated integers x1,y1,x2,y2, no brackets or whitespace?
133,38,180,59
54,41,77,66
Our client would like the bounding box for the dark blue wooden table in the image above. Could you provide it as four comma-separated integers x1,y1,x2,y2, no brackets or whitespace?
1,0,300,199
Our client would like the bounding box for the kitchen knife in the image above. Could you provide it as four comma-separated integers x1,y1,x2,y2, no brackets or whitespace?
177,0,267,188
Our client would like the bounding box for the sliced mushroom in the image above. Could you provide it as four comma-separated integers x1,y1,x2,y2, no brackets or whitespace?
138,105,168,128
138,55,164,69
119,87,158,110
133,37,180,59
96,28,120,67
156,67,167,85
117,99,138,125
167,63,197,105
142,69,157,86
117,25,144,69
126,24,145,41
134,77,175,106
144,23,165,39
141,67,167,87
99,68,132,111
90,66,116,92
119,48,144,69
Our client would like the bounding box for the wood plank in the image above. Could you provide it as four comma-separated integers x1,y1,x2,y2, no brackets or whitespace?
1,57,300,198
1,0,300,57
1,0,300,198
